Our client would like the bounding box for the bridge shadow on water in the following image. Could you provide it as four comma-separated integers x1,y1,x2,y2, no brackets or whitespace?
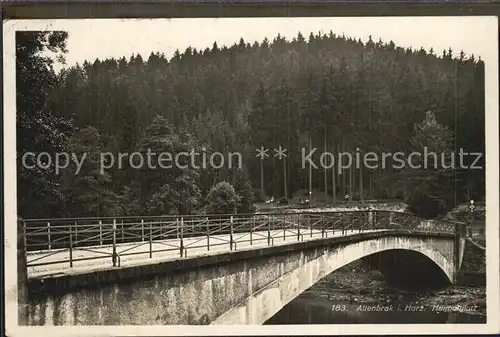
266,250,485,325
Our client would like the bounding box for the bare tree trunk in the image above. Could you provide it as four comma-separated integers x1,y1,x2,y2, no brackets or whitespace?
376,166,381,198
332,139,336,203
368,78,373,200
341,138,346,198
260,159,264,200
337,142,341,198
369,170,374,198
286,97,291,200
388,158,394,198
309,137,312,198
349,157,353,201
271,157,275,198
283,157,288,199
324,131,328,205
359,153,364,201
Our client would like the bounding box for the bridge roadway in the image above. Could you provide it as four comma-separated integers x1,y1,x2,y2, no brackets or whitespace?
27,228,386,279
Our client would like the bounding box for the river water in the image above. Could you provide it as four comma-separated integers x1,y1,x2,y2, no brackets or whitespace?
266,261,486,324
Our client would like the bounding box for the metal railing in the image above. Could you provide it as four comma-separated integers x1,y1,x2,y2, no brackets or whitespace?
22,210,458,269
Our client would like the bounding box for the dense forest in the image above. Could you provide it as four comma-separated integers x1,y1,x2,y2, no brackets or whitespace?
16,30,485,219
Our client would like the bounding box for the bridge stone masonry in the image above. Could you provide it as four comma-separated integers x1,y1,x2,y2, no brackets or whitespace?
18,210,467,325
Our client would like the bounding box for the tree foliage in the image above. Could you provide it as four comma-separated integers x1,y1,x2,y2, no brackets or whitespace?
203,181,240,215
17,31,485,218
16,31,73,218
405,112,455,218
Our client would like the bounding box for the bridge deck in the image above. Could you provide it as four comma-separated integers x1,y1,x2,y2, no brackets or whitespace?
27,228,386,279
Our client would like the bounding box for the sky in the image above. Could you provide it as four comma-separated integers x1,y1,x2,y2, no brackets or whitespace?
31,16,495,70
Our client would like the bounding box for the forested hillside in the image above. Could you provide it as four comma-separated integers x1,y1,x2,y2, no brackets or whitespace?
17,31,485,219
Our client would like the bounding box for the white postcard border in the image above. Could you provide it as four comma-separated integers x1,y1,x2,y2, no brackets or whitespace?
3,17,499,336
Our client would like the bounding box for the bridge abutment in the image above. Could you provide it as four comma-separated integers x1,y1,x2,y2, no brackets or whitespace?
18,219,28,325
454,222,467,281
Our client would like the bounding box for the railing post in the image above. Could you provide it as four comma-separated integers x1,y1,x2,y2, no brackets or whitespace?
297,215,300,241
99,220,103,245
306,214,311,238
69,222,73,268
321,215,325,238
180,217,184,257
121,220,124,243
141,219,145,242
250,216,254,245
149,221,153,258
47,222,51,250
74,221,78,247
267,216,271,245
206,217,210,251
230,216,234,250
176,218,179,239
324,214,328,238
112,219,117,267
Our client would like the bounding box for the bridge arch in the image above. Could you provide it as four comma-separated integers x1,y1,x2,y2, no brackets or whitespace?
212,235,455,325
362,248,453,289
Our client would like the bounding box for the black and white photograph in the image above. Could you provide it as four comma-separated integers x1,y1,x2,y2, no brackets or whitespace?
3,15,499,336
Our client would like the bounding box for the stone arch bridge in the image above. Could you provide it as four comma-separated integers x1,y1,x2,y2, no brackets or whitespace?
20,210,466,325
